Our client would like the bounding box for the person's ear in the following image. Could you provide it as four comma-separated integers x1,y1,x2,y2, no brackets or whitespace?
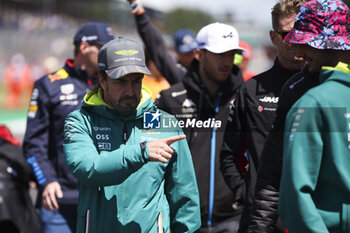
196,49,204,61
79,41,90,55
194,49,201,61
98,73,107,91
270,30,279,46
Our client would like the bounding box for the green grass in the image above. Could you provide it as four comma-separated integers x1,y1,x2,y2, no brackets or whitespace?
0,109,27,122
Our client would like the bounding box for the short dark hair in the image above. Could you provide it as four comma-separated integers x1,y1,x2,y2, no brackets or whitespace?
74,45,80,57
92,71,108,93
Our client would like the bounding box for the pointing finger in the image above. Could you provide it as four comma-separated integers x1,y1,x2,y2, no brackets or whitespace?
164,134,186,145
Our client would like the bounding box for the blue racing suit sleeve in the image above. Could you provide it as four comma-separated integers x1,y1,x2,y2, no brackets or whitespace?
22,79,57,188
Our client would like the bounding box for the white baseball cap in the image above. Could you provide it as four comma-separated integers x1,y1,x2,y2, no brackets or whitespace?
196,22,243,54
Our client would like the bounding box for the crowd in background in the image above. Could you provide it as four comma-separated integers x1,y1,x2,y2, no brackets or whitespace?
0,5,275,109
1,0,350,232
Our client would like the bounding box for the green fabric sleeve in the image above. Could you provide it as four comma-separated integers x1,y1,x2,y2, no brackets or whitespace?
63,112,148,187
279,94,328,232
164,129,201,233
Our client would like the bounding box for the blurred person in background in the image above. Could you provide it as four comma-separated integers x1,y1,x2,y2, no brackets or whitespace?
173,29,198,69
157,22,245,233
22,22,115,233
30,56,60,83
3,53,33,109
0,55,6,85
235,41,256,81
127,0,197,84
219,0,306,232
30,60,45,83
0,125,40,233
42,56,60,74
142,50,170,100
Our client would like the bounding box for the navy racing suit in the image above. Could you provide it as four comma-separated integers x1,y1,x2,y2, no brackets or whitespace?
23,59,96,205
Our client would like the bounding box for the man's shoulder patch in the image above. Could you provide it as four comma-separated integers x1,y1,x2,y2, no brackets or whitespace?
48,69,69,83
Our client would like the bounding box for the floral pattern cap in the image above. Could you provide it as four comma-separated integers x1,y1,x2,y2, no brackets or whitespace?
285,0,350,50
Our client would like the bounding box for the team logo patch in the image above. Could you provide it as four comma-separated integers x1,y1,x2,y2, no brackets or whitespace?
48,69,69,83
61,84,75,95
98,142,111,150
223,32,233,38
115,50,139,56
28,105,38,112
31,88,39,100
259,96,279,103
144,110,161,129
182,98,196,114
106,27,113,36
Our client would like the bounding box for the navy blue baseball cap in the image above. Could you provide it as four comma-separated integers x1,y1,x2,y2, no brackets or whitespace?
173,29,197,53
73,22,115,46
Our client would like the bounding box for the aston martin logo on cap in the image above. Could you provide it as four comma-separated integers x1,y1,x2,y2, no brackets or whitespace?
115,50,139,56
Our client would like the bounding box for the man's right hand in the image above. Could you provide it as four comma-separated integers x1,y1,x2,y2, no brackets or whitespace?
42,181,63,212
148,135,186,163
127,0,145,15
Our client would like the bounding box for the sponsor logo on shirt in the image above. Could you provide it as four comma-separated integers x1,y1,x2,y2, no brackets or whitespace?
182,98,196,114
28,105,38,112
258,96,279,103
61,84,75,95
28,89,39,118
289,76,305,89
64,121,77,142
140,135,158,142
60,93,78,101
48,69,69,83
347,113,350,149
288,108,304,141
93,127,112,131
31,88,39,100
59,92,78,106
28,110,37,118
98,142,111,150
93,126,112,151
171,90,187,97
95,134,110,140
257,106,276,112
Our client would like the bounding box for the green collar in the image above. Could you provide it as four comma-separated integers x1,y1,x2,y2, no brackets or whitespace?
84,86,152,110
322,62,350,74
